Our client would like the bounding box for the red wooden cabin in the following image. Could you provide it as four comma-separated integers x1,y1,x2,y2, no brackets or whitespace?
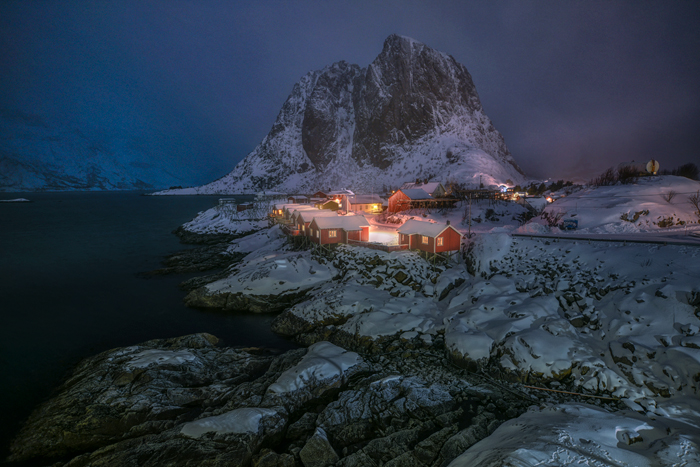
388,188,434,213
308,216,370,245
397,219,462,253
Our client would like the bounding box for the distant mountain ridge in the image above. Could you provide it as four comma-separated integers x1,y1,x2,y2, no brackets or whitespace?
0,109,187,192
172,34,525,195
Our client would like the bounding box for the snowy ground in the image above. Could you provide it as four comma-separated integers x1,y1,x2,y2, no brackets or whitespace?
449,402,700,466
179,175,700,465
542,175,700,235
367,224,400,245
181,203,269,236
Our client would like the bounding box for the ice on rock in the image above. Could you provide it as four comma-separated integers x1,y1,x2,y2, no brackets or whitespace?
267,341,362,394
127,349,199,369
180,407,279,438
445,326,493,364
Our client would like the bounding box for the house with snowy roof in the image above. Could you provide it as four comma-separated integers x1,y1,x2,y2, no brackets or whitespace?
314,199,340,211
295,210,339,235
308,215,370,245
388,187,457,213
312,189,355,200
287,195,309,204
397,219,462,254
399,181,447,198
340,194,386,213
272,203,302,217
388,188,435,213
282,205,317,221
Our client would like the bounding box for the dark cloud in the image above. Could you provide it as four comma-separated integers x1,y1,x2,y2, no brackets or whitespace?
1,0,698,184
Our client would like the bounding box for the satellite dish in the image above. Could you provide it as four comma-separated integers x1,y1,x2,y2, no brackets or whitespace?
646,159,659,175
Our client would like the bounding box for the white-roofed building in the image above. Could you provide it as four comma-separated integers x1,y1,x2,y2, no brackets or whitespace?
388,188,433,213
295,210,339,235
340,194,386,213
309,215,370,245
287,195,309,204
282,205,317,221
400,181,446,198
397,219,462,253
388,187,457,213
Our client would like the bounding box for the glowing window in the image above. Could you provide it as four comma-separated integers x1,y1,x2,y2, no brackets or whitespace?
315,230,319,238
437,237,444,247
329,230,337,238
422,235,429,244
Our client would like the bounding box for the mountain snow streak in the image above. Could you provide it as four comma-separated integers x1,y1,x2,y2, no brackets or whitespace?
190,35,525,194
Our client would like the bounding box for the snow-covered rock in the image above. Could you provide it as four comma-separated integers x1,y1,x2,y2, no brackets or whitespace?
449,403,700,467
264,341,366,410
185,248,336,313
181,407,283,438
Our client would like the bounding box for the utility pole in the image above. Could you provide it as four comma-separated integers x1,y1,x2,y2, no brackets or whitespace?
468,194,472,238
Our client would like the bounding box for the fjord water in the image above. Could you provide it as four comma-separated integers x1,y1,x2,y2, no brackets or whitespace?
0,191,297,457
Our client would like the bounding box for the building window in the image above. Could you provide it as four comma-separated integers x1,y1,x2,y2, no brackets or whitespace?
315,230,319,238
437,237,444,247
422,235,429,244
329,230,337,238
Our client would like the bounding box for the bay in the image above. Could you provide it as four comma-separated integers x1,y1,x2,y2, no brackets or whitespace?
0,191,297,458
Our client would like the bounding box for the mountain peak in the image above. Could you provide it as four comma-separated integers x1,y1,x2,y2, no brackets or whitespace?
183,37,525,195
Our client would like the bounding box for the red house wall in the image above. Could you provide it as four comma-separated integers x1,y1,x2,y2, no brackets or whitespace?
402,228,461,253
414,235,434,253
361,226,369,242
436,228,462,252
388,191,410,213
320,228,342,245
345,228,369,242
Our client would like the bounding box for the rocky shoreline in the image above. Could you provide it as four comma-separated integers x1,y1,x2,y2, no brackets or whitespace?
9,223,700,466
7,332,542,466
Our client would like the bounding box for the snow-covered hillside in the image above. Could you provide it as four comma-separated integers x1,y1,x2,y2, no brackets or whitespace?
157,35,525,195
541,175,700,234
0,110,188,192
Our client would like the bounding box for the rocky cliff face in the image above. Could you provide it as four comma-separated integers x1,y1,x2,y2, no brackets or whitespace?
186,34,525,195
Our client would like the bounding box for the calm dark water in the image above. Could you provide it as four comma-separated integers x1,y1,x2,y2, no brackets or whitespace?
0,191,297,459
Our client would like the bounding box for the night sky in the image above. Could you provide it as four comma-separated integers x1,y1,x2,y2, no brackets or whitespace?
1,1,699,184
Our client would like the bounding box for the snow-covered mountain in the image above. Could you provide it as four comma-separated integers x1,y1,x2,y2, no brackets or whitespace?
0,109,188,192
169,34,525,195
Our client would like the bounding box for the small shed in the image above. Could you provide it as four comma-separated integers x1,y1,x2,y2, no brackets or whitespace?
397,219,462,253
309,215,370,245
